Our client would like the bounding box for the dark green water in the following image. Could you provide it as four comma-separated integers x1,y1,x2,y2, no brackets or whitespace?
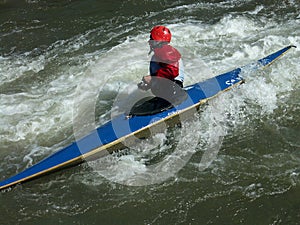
0,0,300,224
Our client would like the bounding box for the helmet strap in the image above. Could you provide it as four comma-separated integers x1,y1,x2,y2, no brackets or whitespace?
148,41,168,55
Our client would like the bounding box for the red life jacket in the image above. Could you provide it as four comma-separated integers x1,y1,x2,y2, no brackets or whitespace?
152,45,181,80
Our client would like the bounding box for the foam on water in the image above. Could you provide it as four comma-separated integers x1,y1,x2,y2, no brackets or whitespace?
0,54,44,84
0,10,299,188
1,1,300,224
80,17,299,186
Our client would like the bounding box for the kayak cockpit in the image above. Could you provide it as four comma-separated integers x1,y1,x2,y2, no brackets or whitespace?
128,91,188,116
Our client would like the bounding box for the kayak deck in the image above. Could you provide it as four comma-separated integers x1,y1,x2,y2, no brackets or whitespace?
0,45,296,191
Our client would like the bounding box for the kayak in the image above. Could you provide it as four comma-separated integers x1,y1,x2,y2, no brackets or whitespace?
0,45,295,191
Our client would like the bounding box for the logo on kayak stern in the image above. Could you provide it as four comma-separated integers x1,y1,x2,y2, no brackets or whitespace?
225,76,242,86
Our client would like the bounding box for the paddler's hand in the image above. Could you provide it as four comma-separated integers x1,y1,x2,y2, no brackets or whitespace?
143,75,152,84
137,75,152,91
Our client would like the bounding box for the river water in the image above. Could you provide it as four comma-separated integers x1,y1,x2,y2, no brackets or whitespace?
0,0,300,224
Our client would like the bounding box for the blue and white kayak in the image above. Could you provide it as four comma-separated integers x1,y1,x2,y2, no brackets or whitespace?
0,45,295,191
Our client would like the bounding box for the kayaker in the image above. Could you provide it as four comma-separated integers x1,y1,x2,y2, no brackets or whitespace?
138,25,185,103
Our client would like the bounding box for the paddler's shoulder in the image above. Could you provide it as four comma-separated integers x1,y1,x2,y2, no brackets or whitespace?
154,44,181,62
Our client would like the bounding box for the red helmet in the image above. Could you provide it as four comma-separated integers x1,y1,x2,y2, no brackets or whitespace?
150,25,171,43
